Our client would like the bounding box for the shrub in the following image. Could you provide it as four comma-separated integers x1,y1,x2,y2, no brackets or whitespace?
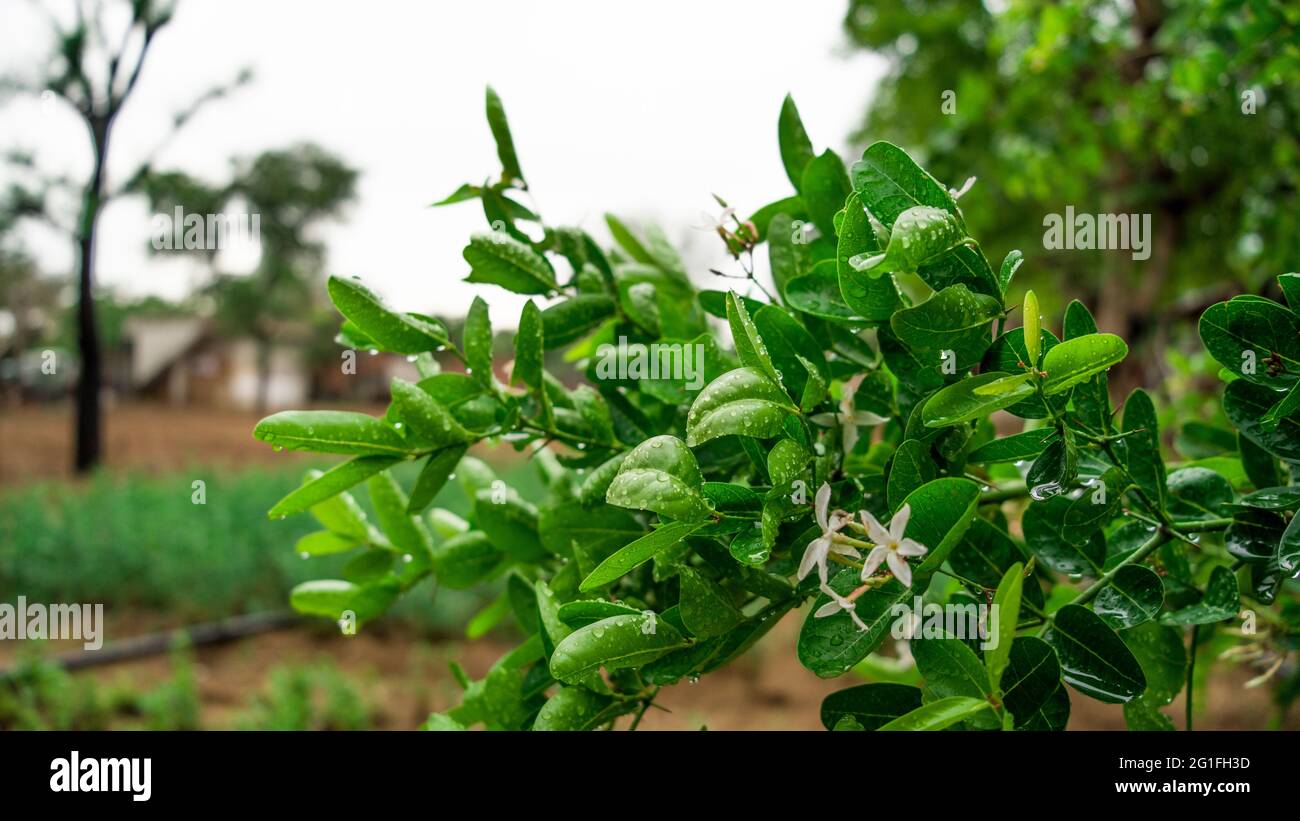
255,88,1298,731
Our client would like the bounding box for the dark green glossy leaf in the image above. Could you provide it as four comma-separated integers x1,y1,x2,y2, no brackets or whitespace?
432,530,503,589
778,94,816,191
800,149,851,237
966,428,1056,464
850,141,958,229
484,85,524,182
1160,565,1240,626
1225,379,1300,461
887,439,937,513
922,371,1035,428
820,683,923,730
1044,604,1146,703
532,686,613,731
1094,565,1164,629
890,284,1003,371
1001,636,1060,720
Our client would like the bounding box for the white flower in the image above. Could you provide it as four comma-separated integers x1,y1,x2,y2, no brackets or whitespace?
815,586,869,631
797,483,861,586
809,373,889,454
858,504,928,588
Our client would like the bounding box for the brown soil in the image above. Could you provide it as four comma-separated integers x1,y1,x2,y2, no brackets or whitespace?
5,612,1293,731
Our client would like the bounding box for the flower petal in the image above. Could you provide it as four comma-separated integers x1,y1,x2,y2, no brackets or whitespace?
842,421,859,455
798,537,829,583
829,542,862,560
814,482,832,531
897,537,928,557
860,545,889,580
814,599,843,619
886,550,913,588
889,504,911,542
860,510,891,545
808,413,838,426
851,410,890,426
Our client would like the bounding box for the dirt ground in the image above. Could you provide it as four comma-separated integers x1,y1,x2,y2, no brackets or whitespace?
3,612,1292,731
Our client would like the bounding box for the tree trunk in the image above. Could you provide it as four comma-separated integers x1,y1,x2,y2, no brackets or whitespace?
73,120,110,474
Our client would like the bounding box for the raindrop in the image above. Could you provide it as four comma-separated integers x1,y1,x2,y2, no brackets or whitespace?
1029,482,1062,501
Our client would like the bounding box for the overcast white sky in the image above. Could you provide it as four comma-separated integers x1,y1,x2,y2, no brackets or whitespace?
1,0,886,323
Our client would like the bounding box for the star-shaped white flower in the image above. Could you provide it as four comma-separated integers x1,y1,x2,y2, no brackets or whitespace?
814,586,869,631
809,373,889,454
797,483,861,586
858,504,928,588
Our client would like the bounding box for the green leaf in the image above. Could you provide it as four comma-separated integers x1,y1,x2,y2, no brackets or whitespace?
877,696,990,731
987,562,1024,692
463,296,493,386
407,445,469,514
295,530,359,557
538,501,642,559
549,614,687,684
1122,622,1187,706
1040,333,1128,395
474,486,547,563
1280,514,1300,575
1043,604,1146,703
998,250,1024,295
533,686,614,731
1094,565,1164,629
1026,437,1078,499
788,261,874,322
254,410,409,456
1124,697,1175,731
484,85,524,182
463,232,556,295
685,367,794,447
849,205,970,277
767,212,807,301
836,192,903,320
917,245,1000,298
1000,636,1060,720
605,435,711,521
1224,379,1300,462
753,303,828,400
767,438,812,490
678,567,743,638
368,471,431,557
850,141,958,229
890,284,1003,371
820,683,923,730
541,295,616,348
726,291,783,388
1119,388,1166,510
431,530,503,589
1160,565,1240,625
1022,290,1041,367
1014,683,1070,730
1198,298,1300,390
798,570,912,677
513,300,544,388
912,635,995,706
1063,300,1111,431
906,477,983,574
1022,495,1106,576
922,372,1035,428
799,149,851,237
327,276,448,354
966,429,1056,464
579,521,705,592
290,579,397,623
268,454,402,519
887,439,937,513
1165,466,1232,521
778,93,816,191
389,378,471,449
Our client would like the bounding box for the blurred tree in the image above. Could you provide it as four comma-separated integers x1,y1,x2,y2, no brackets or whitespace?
843,0,1300,384
0,0,249,471
140,145,358,411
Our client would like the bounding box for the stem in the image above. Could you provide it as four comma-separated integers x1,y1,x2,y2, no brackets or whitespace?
521,421,625,452
629,688,659,730
1171,517,1233,533
1070,529,1168,608
980,480,1028,504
